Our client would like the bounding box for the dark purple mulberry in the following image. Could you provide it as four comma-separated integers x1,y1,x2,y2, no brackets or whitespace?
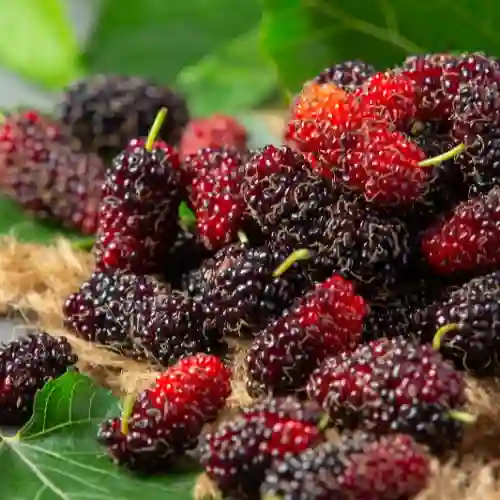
0,332,77,425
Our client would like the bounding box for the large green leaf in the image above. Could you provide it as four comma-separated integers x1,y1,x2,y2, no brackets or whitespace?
261,0,500,93
0,370,200,499
84,0,264,95
176,27,278,116
0,0,82,88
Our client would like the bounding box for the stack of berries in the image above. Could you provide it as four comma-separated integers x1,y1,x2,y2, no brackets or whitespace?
9,52,500,498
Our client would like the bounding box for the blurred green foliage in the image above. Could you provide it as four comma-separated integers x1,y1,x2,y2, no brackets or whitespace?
261,0,500,92
84,0,278,115
6,0,500,113
0,0,82,88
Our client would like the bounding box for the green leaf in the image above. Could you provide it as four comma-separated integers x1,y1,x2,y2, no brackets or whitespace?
261,0,500,93
260,0,334,93
176,28,278,116
0,197,82,244
1,371,200,499
85,0,262,87
0,0,82,88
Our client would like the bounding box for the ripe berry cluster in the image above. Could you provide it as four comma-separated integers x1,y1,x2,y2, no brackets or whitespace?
18,52,500,496
0,331,77,426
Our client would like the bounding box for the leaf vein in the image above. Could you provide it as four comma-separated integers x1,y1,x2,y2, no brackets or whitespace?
6,440,70,500
41,465,111,493
24,418,104,441
305,0,425,54
23,443,126,481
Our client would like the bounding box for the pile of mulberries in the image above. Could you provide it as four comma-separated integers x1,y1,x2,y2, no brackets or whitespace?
13,52,500,496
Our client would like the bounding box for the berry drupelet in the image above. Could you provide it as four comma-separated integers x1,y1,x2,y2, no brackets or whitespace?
458,129,500,196
0,332,77,425
181,240,249,299
400,53,459,123
340,128,464,207
261,432,430,500
300,117,463,209
200,396,326,499
261,441,346,500
0,110,105,234
247,275,367,395
451,78,500,143
413,270,500,376
241,145,336,234
58,74,189,157
137,291,227,366
421,185,500,276
98,354,230,474
187,147,249,250
94,197,180,273
179,114,248,159
0,110,75,181
181,145,249,191
290,82,347,122
335,432,430,500
265,189,412,290
4,143,105,235
148,353,231,423
95,109,184,273
315,59,376,92
307,336,466,453
361,276,450,341
401,52,500,124
241,395,328,426
202,244,313,337
354,71,418,128
63,269,225,366
63,269,166,350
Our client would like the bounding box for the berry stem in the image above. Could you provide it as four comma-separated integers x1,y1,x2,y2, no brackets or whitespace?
448,410,477,424
432,323,460,350
71,236,95,251
272,249,310,277
179,204,196,230
120,392,136,435
145,107,168,152
418,143,465,167
237,230,249,244
318,414,330,431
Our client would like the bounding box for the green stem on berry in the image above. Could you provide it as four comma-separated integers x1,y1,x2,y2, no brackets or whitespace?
318,414,330,431
71,236,95,251
418,143,466,167
272,249,310,277
432,323,460,350
448,410,477,424
237,230,249,244
145,107,168,152
120,393,136,435
262,496,282,500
